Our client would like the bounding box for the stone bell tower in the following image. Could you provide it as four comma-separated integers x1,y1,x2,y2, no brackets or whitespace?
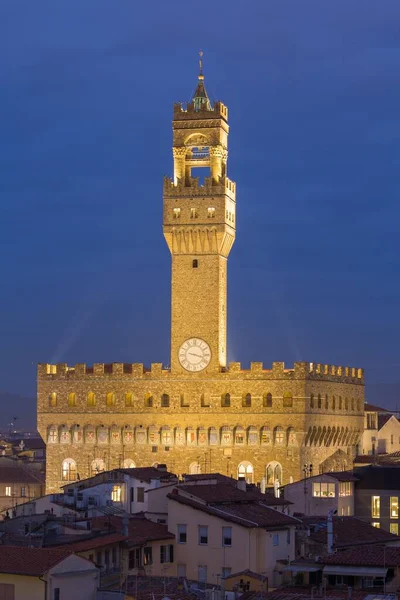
163,53,236,374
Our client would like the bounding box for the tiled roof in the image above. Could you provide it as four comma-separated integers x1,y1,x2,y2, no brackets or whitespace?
378,414,393,430
116,467,177,482
168,489,298,528
304,516,400,548
364,403,389,413
355,451,400,466
319,545,400,567
0,466,45,484
89,516,174,546
177,483,288,505
321,471,359,482
0,546,72,575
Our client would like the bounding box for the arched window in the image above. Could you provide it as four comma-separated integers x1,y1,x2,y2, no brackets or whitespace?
161,394,170,408
91,458,105,476
275,464,282,485
221,393,230,408
310,393,314,408
106,392,115,407
242,393,251,408
332,396,336,410
274,426,284,445
345,397,349,410
317,394,322,409
339,396,343,409
189,462,201,475
62,458,77,482
263,393,272,408
125,393,134,407
123,459,136,468
145,394,153,408
68,393,77,407
238,461,253,484
266,461,283,486
87,392,96,407
325,395,329,409
283,392,293,408
49,393,57,407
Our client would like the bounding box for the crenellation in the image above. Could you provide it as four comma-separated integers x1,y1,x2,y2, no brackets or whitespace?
93,363,104,375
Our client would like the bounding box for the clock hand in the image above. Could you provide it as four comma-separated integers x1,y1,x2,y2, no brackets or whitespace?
188,351,202,357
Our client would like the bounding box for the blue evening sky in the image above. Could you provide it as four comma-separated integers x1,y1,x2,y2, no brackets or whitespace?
1,0,400,427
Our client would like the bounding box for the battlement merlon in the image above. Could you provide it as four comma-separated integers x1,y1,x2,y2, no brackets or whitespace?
173,101,228,122
163,176,236,201
37,361,364,383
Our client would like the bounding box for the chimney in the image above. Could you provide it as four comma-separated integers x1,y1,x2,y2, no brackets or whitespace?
237,479,246,492
327,509,336,553
122,516,129,537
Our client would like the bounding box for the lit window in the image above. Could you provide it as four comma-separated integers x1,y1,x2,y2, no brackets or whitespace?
178,524,187,544
390,497,398,518
5,486,11,497
390,523,399,535
106,392,115,407
222,526,232,547
312,482,336,498
238,462,253,483
207,207,215,218
144,547,153,565
49,392,57,407
68,393,77,407
190,208,198,219
371,496,380,518
173,208,181,219
87,392,96,406
372,522,380,529
21,486,26,497
198,525,208,545
339,482,352,497
125,393,133,407
62,459,77,482
111,485,122,502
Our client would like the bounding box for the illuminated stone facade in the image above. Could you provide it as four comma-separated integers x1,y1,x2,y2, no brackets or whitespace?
38,64,364,493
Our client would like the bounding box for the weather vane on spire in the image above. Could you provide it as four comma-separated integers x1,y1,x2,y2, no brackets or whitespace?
199,50,204,78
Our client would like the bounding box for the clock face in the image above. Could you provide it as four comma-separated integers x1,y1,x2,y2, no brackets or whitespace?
179,338,211,372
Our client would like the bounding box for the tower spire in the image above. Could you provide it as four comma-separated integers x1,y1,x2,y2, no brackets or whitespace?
193,50,211,111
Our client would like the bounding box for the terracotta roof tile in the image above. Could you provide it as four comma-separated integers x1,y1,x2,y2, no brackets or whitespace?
364,403,389,413
0,546,72,575
177,483,288,505
89,516,174,546
304,516,400,548
168,490,298,528
319,545,400,567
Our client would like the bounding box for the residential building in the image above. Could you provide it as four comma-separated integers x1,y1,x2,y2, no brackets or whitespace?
282,471,358,516
167,482,299,586
0,547,99,600
0,457,44,519
363,403,400,455
354,465,400,534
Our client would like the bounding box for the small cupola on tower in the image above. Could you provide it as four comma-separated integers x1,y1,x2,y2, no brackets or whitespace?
192,50,211,112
